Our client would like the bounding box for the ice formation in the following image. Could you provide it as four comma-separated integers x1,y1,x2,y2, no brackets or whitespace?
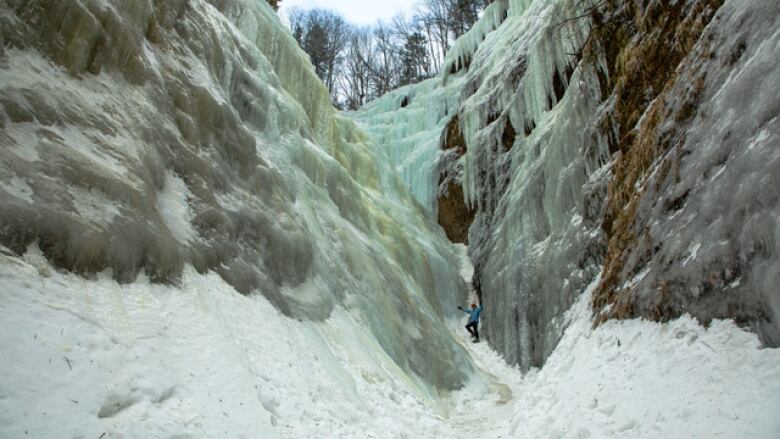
358,0,609,369
0,0,474,403
357,0,780,370
353,75,467,213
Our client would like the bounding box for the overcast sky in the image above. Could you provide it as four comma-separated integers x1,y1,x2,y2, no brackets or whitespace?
279,0,418,25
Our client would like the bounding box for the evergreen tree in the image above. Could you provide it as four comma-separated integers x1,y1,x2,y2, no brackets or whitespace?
450,0,482,37
400,32,428,86
303,20,329,80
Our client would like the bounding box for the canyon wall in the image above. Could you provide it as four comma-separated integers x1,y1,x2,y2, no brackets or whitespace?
0,0,473,391
358,0,780,369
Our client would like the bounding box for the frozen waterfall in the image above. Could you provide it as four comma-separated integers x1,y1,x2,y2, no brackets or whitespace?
357,0,780,372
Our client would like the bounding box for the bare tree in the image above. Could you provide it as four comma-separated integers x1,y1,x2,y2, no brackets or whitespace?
285,8,351,103
371,20,401,97
416,0,490,66
339,27,375,110
287,7,307,45
417,0,451,66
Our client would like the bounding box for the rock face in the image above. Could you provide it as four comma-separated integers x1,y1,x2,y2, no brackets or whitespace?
0,0,473,391
437,115,475,244
591,0,780,346
472,0,780,366
438,181,475,244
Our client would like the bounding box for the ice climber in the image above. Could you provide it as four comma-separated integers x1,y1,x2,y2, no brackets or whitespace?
458,303,483,342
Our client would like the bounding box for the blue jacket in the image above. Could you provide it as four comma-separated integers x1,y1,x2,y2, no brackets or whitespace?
461,305,483,323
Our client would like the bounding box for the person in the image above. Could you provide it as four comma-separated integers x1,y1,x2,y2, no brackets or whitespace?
457,303,483,342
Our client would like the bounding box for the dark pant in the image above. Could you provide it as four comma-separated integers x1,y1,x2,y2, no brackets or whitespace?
465,321,479,339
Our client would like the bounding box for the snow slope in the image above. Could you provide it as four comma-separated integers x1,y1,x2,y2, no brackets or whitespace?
446,255,780,438
0,246,454,437
445,279,780,439
3,244,778,438
506,283,780,438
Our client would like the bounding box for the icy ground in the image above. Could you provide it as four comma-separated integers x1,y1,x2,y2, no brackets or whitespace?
2,244,779,438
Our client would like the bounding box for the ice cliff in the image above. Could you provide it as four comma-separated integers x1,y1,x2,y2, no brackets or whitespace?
357,0,779,370
0,0,474,397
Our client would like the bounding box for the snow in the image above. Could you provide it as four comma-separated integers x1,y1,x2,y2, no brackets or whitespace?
3,246,778,438
506,279,780,438
68,185,122,226
0,176,34,204
446,277,780,439
4,123,40,162
682,241,702,267
0,247,453,438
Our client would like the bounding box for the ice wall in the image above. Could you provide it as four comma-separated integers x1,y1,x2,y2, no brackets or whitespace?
359,0,611,370
352,76,467,212
358,0,779,370
457,0,612,370
0,0,473,393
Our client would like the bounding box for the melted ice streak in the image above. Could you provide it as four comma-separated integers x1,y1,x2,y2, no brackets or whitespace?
155,171,196,245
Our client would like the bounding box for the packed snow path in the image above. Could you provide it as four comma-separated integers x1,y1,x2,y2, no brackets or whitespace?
444,332,520,438
444,244,522,437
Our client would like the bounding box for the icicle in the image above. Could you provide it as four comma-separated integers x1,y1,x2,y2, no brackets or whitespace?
442,0,511,80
